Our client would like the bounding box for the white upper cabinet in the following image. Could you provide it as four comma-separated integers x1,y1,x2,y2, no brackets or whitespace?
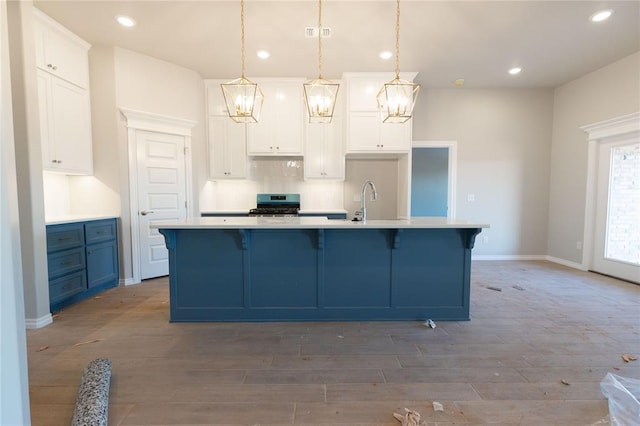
205,80,248,179
206,80,228,116
34,9,93,175
304,88,345,180
37,70,93,174
344,72,416,155
34,9,90,89
208,116,247,179
246,79,304,156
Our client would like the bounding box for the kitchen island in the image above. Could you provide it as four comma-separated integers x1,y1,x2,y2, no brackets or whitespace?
155,217,488,322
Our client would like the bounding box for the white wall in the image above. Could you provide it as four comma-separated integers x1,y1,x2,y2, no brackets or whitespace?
112,47,206,283
7,0,51,327
547,51,640,264
343,159,399,220
412,88,554,256
1,0,31,422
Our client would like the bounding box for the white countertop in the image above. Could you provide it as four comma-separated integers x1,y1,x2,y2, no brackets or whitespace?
152,216,489,230
45,215,119,225
200,209,348,215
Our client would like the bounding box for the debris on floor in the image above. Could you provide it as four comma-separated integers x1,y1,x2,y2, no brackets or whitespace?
73,339,103,347
512,285,526,291
393,407,422,425
486,286,502,292
424,319,436,329
621,354,637,362
36,345,50,352
432,401,444,412
561,379,571,385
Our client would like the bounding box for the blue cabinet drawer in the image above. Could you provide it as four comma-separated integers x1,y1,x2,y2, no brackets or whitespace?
49,270,86,305
48,247,85,279
85,219,117,244
46,223,84,252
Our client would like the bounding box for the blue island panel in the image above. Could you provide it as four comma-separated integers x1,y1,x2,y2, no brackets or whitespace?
160,226,480,322
249,230,318,308
324,229,392,308
393,229,466,308
173,230,244,308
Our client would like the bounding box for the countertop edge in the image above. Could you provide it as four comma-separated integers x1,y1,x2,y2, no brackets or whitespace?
152,217,489,230
45,215,119,225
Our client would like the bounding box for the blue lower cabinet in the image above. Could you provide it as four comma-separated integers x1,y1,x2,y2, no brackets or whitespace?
49,270,87,305
86,240,119,288
47,218,119,312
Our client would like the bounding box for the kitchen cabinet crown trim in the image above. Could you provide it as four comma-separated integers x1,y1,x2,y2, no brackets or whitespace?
120,108,197,136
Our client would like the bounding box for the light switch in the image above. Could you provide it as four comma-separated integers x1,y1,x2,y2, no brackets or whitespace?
467,194,475,202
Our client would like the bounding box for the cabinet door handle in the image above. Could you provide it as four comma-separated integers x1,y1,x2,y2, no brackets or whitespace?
47,63,58,71
140,210,154,216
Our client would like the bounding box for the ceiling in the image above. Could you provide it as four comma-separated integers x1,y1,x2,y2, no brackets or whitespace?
33,0,640,88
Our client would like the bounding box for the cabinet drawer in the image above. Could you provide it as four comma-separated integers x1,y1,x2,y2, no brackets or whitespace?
46,223,84,252
48,247,85,279
49,270,86,305
85,219,116,244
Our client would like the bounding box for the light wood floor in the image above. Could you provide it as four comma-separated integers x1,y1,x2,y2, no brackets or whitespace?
27,261,639,425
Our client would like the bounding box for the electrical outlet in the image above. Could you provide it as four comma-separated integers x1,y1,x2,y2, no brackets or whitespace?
467,194,475,202
353,194,361,202
576,241,582,250
483,236,489,244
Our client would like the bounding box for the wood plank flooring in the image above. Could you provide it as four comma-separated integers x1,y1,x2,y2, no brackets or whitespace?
27,261,639,425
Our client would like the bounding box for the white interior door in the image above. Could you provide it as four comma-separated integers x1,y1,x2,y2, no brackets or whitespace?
592,138,640,283
136,130,187,279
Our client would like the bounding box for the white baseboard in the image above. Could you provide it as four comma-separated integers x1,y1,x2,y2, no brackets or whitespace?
24,313,53,329
120,277,140,286
472,254,547,261
471,254,588,272
545,255,587,271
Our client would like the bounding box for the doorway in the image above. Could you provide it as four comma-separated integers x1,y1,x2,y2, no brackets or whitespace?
410,141,457,218
582,113,640,284
592,139,639,283
121,109,196,283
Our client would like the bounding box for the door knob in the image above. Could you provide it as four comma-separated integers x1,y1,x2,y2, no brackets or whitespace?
140,210,154,216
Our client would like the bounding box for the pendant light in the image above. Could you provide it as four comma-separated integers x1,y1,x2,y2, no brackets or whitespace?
376,0,419,123
221,0,264,123
303,0,339,123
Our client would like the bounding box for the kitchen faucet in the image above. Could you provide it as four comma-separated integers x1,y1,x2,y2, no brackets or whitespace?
355,180,378,222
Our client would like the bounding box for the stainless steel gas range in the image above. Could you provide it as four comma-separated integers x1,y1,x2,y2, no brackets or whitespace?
248,194,300,217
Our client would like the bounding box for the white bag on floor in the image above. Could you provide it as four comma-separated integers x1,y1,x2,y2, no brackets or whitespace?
600,372,640,426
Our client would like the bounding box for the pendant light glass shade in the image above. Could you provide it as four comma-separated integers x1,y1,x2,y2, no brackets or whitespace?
376,77,419,123
304,0,339,123
378,0,419,124
304,78,339,123
222,76,264,123
221,0,263,123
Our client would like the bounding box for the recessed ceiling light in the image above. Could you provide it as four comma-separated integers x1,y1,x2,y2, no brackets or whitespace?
508,67,522,75
590,10,613,22
116,15,136,27
453,79,465,87
379,51,393,60
257,50,270,59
